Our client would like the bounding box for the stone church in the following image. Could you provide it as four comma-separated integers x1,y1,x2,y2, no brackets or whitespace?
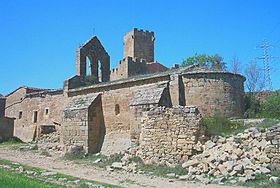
0,28,245,160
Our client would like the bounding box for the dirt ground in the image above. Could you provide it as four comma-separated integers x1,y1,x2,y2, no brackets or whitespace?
0,146,242,188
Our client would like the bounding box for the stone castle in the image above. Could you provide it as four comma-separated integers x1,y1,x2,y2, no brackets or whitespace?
0,28,246,161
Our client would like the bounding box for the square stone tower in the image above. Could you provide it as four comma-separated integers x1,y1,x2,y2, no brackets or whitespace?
123,28,155,62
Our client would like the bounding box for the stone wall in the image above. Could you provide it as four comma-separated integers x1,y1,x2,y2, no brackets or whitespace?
110,57,148,81
68,74,171,133
182,71,245,118
62,94,105,153
133,106,204,165
0,117,14,141
266,125,280,168
76,36,110,83
0,97,6,118
5,89,65,142
110,58,129,81
5,87,27,109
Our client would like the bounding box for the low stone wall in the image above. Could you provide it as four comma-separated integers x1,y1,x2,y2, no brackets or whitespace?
0,117,14,141
132,106,204,165
266,125,280,167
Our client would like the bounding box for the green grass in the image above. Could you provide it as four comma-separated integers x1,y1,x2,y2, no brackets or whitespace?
0,137,24,146
0,159,120,188
202,113,246,137
203,112,280,137
0,168,62,188
257,118,280,129
65,152,123,168
241,170,280,188
137,164,188,178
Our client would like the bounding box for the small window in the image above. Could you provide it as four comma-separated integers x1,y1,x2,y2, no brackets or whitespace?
115,104,120,115
19,111,22,119
33,111,38,123
45,108,49,115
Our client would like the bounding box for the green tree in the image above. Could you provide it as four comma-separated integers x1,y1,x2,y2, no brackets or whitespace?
181,54,226,70
258,90,280,119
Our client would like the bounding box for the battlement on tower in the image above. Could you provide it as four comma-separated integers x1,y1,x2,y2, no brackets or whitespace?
123,28,155,62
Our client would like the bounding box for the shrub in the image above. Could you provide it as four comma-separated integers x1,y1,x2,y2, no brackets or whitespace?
202,112,244,137
244,95,261,118
257,91,280,120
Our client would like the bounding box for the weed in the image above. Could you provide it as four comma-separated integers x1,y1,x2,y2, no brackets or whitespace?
40,149,51,157
0,167,62,188
0,137,23,145
241,170,280,188
202,112,245,137
64,152,124,169
257,118,280,129
129,156,143,164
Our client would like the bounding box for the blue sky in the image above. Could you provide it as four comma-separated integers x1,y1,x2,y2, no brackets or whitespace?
0,0,280,95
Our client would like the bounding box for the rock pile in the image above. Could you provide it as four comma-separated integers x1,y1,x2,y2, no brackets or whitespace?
181,125,280,183
37,131,64,152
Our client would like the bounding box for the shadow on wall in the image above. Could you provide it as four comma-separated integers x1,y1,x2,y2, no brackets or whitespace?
88,95,106,153
0,117,15,142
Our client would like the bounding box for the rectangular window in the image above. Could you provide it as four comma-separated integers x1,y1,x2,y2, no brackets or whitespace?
19,111,22,119
33,111,38,123
45,108,49,115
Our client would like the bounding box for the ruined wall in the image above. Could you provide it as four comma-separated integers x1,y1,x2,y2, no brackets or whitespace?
63,75,82,91
182,71,245,118
5,90,65,142
169,74,185,106
132,106,204,165
76,36,110,83
110,57,148,81
124,28,154,62
110,59,129,81
0,117,14,141
0,97,6,118
5,88,27,110
266,125,280,168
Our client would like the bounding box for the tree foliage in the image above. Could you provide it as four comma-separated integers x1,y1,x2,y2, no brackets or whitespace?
258,91,280,119
181,54,226,70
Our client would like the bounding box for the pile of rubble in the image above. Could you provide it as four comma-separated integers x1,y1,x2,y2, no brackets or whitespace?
181,124,280,183
37,131,64,153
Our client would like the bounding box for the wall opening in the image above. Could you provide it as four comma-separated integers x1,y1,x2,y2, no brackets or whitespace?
45,108,49,115
86,56,91,76
115,104,120,115
33,111,38,123
98,60,102,82
19,111,22,119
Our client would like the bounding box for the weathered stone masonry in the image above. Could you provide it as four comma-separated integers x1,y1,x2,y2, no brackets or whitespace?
132,106,204,165
0,95,14,141
3,28,246,160
63,94,105,153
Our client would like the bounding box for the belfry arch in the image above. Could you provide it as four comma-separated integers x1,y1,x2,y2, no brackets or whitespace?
76,36,110,83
